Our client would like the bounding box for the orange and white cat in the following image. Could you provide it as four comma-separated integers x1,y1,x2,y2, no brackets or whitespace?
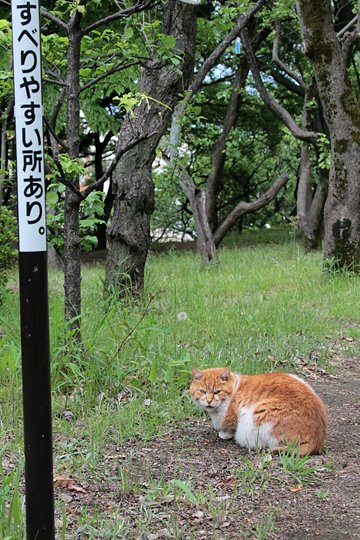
190,368,328,455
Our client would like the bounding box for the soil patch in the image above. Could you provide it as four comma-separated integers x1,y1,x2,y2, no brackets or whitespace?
56,357,360,539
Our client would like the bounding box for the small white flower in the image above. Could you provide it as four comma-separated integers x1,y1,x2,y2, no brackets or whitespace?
177,311,188,321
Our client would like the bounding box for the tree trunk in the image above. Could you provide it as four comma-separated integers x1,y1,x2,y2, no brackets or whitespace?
297,0,360,269
297,147,328,250
206,57,250,231
213,173,289,247
296,86,328,249
180,174,218,264
63,192,81,324
64,23,82,334
106,0,197,295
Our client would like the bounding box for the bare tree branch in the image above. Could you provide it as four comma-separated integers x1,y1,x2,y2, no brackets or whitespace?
269,68,305,96
206,57,249,228
41,10,68,31
337,13,359,37
272,19,306,90
188,0,266,98
51,156,82,199
213,173,289,246
43,77,67,87
179,173,219,264
168,0,267,160
241,28,318,144
82,1,159,36
80,61,141,92
206,25,273,228
341,13,360,59
44,117,69,155
49,87,66,130
79,129,158,200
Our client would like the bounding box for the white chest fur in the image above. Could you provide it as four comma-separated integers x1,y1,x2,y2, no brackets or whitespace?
235,406,278,450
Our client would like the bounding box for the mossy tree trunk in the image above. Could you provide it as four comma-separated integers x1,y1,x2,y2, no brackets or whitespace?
297,0,360,269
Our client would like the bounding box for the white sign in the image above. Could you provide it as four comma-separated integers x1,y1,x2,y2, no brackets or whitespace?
12,0,46,252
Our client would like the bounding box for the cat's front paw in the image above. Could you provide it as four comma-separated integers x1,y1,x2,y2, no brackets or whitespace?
219,429,234,440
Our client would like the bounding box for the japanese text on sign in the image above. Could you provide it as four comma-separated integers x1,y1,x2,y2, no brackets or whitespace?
12,1,46,252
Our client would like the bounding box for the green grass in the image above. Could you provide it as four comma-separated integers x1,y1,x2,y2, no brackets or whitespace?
0,458,24,539
1,235,360,536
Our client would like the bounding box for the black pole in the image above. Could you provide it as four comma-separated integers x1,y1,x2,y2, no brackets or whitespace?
11,0,55,537
19,253,55,539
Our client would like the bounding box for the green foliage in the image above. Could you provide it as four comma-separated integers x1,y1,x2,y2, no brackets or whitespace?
46,183,105,254
252,512,277,540
0,458,24,539
278,445,323,485
0,18,12,101
115,91,173,118
0,206,17,303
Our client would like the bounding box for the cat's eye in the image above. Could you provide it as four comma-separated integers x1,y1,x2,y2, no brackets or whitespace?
213,390,221,395
199,389,206,394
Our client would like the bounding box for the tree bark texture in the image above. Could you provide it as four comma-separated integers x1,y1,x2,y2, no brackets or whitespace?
180,174,218,265
297,145,328,250
106,0,197,295
297,0,360,269
64,20,82,332
296,87,328,249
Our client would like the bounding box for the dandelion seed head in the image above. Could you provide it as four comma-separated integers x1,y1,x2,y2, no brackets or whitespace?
177,311,188,321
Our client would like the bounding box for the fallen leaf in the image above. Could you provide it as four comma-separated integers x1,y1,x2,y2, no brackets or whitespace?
290,484,303,493
69,484,86,494
192,510,204,521
54,474,86,494
54,475,73,488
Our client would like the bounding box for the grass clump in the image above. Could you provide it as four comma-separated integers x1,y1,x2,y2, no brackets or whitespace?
0,206,17,305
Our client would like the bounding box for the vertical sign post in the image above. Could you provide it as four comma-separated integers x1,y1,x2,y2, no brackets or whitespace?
11,1,55,538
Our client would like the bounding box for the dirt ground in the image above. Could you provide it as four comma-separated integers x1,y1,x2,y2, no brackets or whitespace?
56,351,360,539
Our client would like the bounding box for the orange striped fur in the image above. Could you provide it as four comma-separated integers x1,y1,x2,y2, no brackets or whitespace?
190,368,327,455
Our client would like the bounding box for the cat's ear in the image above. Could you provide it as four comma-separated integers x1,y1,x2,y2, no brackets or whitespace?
220,368,231,381
192,368,203,380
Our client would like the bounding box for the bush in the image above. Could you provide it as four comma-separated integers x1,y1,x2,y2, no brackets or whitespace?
0,206,17,302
